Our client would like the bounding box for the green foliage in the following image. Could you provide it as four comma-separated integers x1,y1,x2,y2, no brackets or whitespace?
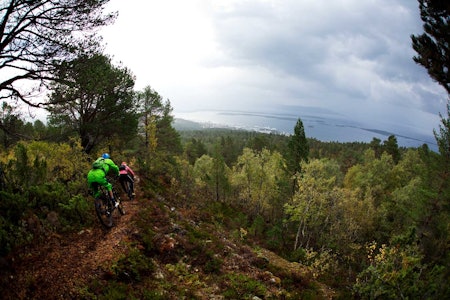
220,135,243,166
287,118,309,175
48,53,137,154
28,183,64,211
137,85,182,157
2,99,450,299
2,140,90,186
411,1,450,94
308,138,369,173
223,273,267,299
141,227,157,254
230,211,249,230
177,126,448,297
141,290,167,300
193,153,231,202
232,148,289,221
285,158,345,250
0,192,32,255
0,140,91,254
434,101,450,166
207,201,241,227
166,261,206,292
134,86,182,196
303,248,339,281
383,135,401,164
58,194,92,226
156,110,183,156
288,247,307,262
184,138,207,164
354,241,426,299
265,223,283,250
10,143,31,187
167,157,199,207
0,102,25,149
344,150,395,203
97,281,129,300
178,129,290,167
204,252,223,274
249,214,265,237
112,247,155,283
136,85,164,151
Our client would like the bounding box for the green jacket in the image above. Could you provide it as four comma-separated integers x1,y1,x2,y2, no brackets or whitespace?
93,157,119,176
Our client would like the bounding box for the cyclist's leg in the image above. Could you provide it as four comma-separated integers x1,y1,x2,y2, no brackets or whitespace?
96,175,115,205
105,183,116,206
87,170,102,199
88,182,101,211
125,175,134,198
119,175,128,194
128,175,135,196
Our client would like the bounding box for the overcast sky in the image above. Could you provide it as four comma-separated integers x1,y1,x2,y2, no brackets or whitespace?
100,0,448,137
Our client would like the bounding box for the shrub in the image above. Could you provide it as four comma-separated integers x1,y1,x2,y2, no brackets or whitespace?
223,273,266,299
354,242,426,299
0,191,33,255
112,247,155,283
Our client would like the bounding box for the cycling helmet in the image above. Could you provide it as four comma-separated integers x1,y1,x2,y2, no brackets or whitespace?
121,162,127,165
102,153,110,159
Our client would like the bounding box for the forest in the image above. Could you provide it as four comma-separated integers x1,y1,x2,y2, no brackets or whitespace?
1,100,449,298
0,0,449,299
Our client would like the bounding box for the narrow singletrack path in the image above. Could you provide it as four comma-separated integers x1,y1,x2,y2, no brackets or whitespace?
3,181,143,300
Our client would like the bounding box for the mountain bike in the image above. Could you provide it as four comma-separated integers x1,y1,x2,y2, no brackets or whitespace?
120,175,135,200
94,184,125,228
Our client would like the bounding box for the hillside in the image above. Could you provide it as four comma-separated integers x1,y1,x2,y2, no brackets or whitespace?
1,176,335,299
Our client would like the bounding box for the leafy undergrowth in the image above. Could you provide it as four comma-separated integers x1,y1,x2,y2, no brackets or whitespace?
0,186,335,300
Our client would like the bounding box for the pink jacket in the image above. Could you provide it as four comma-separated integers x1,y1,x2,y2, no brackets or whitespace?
119,164,135,177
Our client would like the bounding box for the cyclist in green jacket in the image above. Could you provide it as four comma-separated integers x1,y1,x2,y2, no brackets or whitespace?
87,153,120,207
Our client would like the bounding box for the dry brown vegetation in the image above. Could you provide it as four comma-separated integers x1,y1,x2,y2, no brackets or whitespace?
1,180,333,299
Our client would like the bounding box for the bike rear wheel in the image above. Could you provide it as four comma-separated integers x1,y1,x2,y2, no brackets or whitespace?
123,180,133,200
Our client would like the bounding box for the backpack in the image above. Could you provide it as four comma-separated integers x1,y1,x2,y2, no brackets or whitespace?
92,158,106,172
119,164,126,171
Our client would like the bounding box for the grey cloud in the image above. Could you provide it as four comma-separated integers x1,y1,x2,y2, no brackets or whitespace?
100,0,446,140
205,0,446,120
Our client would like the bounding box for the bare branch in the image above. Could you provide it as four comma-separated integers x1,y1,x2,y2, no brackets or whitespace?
0,0,116,107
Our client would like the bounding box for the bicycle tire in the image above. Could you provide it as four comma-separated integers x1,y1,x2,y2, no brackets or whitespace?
113,187,126,216
117,200,125,215
123,180,133,200
123,180,129,198
95,196,113,228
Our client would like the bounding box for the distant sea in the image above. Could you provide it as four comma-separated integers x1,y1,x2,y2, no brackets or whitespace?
174,110,438,151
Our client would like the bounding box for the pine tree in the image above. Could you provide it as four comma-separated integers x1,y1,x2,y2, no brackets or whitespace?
47,53,137,154
383,135,401,164
411,0,450,94
287,118,309,175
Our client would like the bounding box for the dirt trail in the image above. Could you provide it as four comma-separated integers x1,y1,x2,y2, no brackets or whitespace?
3,188,142,300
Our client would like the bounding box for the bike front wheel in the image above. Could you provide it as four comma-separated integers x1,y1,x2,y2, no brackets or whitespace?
113,188,126,216
117,200,125,215
95,197,113,228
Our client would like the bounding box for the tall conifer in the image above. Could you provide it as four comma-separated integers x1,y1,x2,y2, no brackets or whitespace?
288,118,309,175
